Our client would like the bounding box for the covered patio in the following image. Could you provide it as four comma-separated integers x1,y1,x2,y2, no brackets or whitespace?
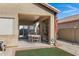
18,13,50,45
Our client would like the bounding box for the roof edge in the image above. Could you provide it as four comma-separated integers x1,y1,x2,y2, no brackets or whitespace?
58,14,79,24
40,3,60,13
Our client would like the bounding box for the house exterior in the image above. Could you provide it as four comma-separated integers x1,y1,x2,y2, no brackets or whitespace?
58,14,79,43
0,3,59,49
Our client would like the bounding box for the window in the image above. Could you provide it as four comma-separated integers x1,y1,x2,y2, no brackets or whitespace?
0,18,14,35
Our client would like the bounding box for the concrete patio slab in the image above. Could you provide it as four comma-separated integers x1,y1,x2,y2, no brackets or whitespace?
57,40,79,56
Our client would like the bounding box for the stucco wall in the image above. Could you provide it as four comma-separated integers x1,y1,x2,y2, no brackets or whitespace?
18,3,52,15
0,4,18,46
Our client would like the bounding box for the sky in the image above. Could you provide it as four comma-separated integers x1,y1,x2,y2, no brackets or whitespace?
49,3,79,20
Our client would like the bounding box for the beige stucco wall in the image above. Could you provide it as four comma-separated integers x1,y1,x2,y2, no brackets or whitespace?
0,4,18,46
58,21,79,43
0,3,55,46
18,3,52,15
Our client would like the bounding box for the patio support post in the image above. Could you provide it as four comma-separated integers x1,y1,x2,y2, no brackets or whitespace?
49,15,55,46
39,20,43,42
23,25,25,38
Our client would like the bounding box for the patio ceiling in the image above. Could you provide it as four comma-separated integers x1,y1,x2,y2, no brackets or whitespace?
18,13,49,25
19,13,40,21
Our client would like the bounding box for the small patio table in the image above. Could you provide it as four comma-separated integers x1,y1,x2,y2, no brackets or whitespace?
28,35,41,42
